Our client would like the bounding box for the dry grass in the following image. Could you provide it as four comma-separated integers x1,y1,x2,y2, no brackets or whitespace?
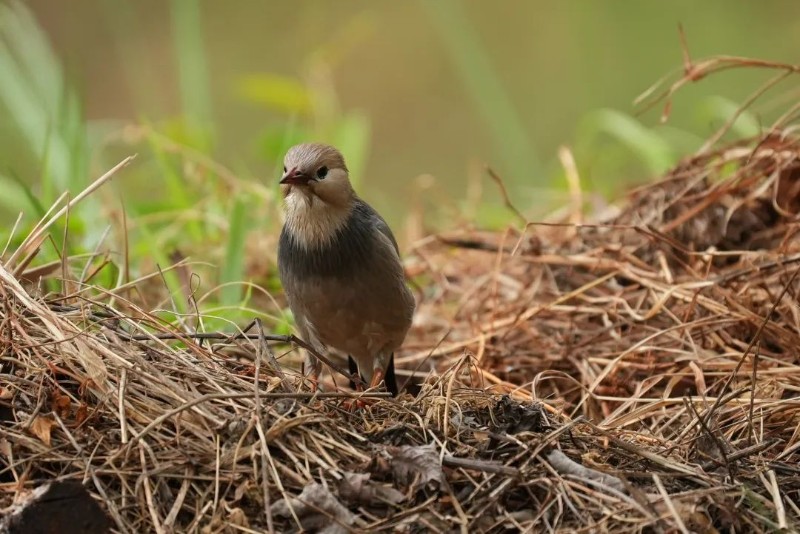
2,132,800,533
5,60,800,533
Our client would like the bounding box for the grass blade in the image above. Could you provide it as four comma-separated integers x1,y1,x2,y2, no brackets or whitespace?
170,0,213,141
220,195,247,306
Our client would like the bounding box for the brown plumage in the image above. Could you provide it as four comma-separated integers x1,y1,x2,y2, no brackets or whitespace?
276,143,415,396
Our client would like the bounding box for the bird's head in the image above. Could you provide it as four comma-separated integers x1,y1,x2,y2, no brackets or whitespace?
279,143,357,247
280,143,354,208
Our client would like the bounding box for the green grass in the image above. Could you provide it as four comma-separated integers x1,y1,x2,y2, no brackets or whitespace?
220,194,248,306
0,1,85,215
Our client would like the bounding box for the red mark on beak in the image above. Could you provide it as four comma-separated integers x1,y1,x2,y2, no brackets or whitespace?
280,167,311,186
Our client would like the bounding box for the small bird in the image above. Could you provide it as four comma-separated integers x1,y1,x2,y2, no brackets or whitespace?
277,143,415,396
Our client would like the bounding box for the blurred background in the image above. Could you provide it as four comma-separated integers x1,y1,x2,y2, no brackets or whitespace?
1,0,798,319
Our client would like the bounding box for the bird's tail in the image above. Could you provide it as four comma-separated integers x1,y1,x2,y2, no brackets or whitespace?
385,353,398,397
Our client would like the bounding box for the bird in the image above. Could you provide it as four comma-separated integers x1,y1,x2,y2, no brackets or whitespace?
276,143,416,397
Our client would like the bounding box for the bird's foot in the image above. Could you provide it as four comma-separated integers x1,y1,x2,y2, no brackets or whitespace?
342,369,388,410
307,372,320,394
343,398,367,411
342,395,379,411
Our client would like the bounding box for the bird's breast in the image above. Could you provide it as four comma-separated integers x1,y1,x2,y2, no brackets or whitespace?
278,210,375,279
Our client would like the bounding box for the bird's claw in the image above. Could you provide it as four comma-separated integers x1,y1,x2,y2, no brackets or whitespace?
342,370,387,410
342,396,377,411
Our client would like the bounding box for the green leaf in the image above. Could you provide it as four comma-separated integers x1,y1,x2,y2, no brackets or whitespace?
237,74,313,115
329,112,370,188
0,3,71,190
578,108,677,175
0,173,37,215
127,211,188,315
698,96,761,139
144,123,204,242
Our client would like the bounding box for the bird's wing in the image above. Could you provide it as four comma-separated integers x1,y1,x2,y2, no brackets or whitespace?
356,199,401,255
373,214,401,255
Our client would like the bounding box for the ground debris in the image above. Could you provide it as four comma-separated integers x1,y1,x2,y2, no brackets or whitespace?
270,482,355,534
546,449,626,493
339,472,406,506
4,124,800,532
385,442,447,492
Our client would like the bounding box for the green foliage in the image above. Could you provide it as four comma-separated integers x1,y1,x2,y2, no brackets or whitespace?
220,195,248,306
578,109,676,176
0,170,45,216
566,100,760,200
697,95,761,139
0,1,285,330
234,10,374,190
0,1,81,193
0,0,99,259
144,123,204,242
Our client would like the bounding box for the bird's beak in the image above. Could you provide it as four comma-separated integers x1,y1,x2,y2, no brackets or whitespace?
280,167,311,186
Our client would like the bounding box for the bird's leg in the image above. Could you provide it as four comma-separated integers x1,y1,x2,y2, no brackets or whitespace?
344,365,388,411
368,368,386,391
353,368,386,410
304,350,323,393
348,356,363,392
370,350,397,394
343,356,366,411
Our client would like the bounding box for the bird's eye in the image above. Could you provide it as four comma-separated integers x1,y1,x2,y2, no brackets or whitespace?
316,166,328,179
283,165,287,173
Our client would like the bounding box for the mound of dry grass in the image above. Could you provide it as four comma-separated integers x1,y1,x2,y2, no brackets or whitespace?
2,130,800,533
4,62,800,533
